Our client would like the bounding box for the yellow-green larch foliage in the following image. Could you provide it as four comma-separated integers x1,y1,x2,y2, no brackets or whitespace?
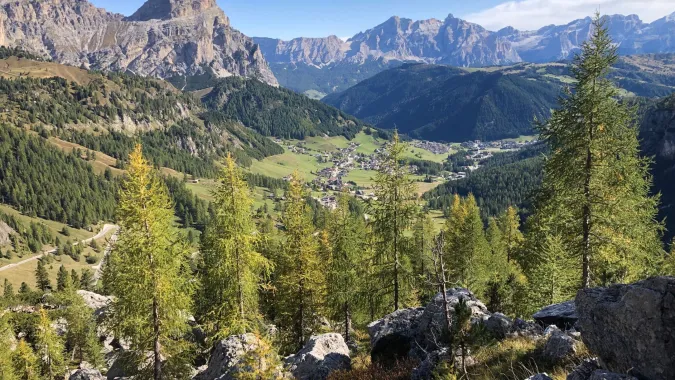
103,144,193,380
498,206,524,263
444,194,490,295
664,240,675,275
371,131,419,311
526,234,578,313
59,289,103,367
276,171,326,352
197,154,272,339
532,14,664,288
0,313,17,380
12,339,39,380
413,210,437,303
34,308,65,380
326,193,365,343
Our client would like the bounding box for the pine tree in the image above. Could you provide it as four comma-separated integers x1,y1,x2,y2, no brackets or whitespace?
12,340,39,380
275,172,325,352
80,269,93,291
103,145,193,380
532,14,664,288
197,154,271,339
497,206,524,263
371,131,418,311
3,279,14,301
35,259,51,292
60,289,103,367
326,193,364,343
70,269,80,290
34,308,65,379
526,234,578,312
56,265,69,292
412,210,437,302
0,314,17,380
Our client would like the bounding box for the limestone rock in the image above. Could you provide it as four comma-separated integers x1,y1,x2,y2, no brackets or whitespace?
566,358,601,380
576,276,675,380
0,0,278,86
284,333,350,380
77,290,112,318
484,312,513,339
532,300,577,328
542,329,576,362
415,288,489,352
0,220,15,246
69,369,105,380
367,307,424,364
411,348,450,380
195,333,263,380
588,370,638,380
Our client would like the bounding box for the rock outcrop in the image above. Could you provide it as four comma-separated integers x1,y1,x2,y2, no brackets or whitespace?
483,312,513,340
69,369,105,380
532,300,577,328
0,221,15,246
541,328,576,362
0,0,277,86
195,333,263,380
284,333,351,380
77,290,112,318
367,307,424,364
567,358,601,380
576,276,675,380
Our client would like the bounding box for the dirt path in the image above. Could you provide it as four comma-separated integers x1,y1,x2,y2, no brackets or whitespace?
0,224,118,273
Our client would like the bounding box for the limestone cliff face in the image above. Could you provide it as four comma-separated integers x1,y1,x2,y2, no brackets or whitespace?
0,0,278,85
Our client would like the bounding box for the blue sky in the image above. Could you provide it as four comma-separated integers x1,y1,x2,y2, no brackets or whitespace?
90,0,675,40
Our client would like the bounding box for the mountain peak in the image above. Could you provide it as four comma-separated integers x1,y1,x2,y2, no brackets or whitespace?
126,0,218,21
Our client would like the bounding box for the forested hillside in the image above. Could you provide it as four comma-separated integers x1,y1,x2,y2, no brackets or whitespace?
202,77,367,139
324,56,675,142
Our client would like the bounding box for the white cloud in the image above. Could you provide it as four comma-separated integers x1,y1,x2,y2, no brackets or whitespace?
463,0,675,31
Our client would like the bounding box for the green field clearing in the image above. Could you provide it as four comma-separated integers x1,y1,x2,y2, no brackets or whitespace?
248,151,330,181
0,204,94,244
0,251,100,289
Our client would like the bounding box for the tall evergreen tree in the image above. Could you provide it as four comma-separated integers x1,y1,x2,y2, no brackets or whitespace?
498,206,524,263
275,172,325,352
197,154,271,338
0,314,17,380
103,145,193,380
412,210,437,302
60,289,103,367
3,279,14,301
371,131,418,311
56,265,70,292
526,234,578,312
12,339,39,380
35,259,50,292
326,193,364,343
531,14,664,288
34,308,65,380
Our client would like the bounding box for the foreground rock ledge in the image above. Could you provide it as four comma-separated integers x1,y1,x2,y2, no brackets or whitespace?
575,276,675,380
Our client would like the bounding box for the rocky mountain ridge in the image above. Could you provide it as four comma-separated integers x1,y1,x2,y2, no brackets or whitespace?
255,12,675,96
0,0,278,86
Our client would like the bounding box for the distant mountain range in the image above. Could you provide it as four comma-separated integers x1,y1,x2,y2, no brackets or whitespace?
255,12,675,97
0,0,278,86
323,55,675,142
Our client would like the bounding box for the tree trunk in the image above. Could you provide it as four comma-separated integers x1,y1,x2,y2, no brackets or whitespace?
153,297,161,380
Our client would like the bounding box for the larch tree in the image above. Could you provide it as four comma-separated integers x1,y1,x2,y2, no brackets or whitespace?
326,193,364,343
35,308,65,380
35,259,50,292
103,145,193,380
412,210,437,302
371,131,418,311
197,154,272,339
12,339,39,380
526,234,578,312
0,314,17,380
532,14,664,288
498,206,524,263
60,289,103,367
275,172,325,352
56,265,69,292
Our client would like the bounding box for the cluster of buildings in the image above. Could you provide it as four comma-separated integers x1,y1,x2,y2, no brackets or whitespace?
411,140,453,154
460,138,538,151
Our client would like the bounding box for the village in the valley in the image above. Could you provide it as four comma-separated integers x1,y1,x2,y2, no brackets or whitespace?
273,136,538,209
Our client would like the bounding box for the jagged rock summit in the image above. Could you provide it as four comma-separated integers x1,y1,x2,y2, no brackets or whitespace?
0,0,278,86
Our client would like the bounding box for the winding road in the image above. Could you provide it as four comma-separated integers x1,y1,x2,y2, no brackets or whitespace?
0,224,119,273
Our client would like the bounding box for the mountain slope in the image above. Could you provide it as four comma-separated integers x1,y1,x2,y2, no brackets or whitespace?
323,58,675,142
202,77,367,139
323,63,561,141
256,13,675,96
0,0,277,86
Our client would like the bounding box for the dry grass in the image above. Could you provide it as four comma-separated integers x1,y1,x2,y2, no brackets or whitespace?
327,359,418,380
0,57,96,84
48,137,125,176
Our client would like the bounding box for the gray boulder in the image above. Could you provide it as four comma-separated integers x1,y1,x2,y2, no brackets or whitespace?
576,276,675,380
527,374,553,380
566,358,600,380
415,288,489,352
588,370,638,380
484,312,513,339
195,334,265,380
542,330,576,362
77,290,113,318
284,333,350,380
511,318,544,338
367,307,424,364
411,348,450,380
533,300,577,328
69,369,105,380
